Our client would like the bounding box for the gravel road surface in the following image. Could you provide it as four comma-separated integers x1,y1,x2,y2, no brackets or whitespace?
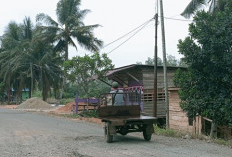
0,108,231,157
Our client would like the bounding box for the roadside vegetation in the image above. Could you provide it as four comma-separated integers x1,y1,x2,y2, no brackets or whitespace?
154,125,232,147
0,0,113,105
173,0,232,139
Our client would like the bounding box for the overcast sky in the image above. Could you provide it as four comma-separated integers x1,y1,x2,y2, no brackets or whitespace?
0,0,192,67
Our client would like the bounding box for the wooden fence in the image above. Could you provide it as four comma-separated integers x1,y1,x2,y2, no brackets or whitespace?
73,95,100,114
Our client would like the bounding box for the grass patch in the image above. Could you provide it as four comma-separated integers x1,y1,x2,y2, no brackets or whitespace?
154,125,179,137
49,112,80,119
78,110,98,118
154,125,232,147
154,125,187,138
61,114,80,119
214,139,232,147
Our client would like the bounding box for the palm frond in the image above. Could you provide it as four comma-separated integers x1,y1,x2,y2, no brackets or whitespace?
74,31,103,52
181,0,208,18
36,13,59,27
209,0,218,12
67,36,77,50
23,17,33,40
56,0,81,25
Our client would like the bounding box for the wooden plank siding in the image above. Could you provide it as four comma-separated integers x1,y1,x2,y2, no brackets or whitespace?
142,69,176,89
142,68,177,117
143,101,166,117
169,88,202,134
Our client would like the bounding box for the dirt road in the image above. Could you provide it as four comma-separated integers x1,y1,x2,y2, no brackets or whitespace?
0,108,231,157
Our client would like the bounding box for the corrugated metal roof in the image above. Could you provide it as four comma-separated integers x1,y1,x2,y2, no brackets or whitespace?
106,64,186,77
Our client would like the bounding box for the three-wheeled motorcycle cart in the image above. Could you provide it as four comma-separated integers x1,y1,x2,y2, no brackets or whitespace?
98,92,157,143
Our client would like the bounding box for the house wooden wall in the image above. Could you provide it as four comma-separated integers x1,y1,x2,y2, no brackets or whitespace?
169,88,202,134
169,88,232,139
142,68,177,117
142,68,176,89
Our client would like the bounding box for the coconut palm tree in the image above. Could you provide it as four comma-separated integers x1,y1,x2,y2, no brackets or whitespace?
181,0,232,18
15,18,63,101
0,17,63,102
0,22,22,103
36,0,102,100
36,0,103,61
30,38,62,101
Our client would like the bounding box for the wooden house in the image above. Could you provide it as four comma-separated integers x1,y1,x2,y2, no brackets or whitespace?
105,64,184,118
169,88,232,139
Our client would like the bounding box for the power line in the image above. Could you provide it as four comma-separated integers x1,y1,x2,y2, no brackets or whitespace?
161,16,192,22
103,18,154,48
106,18,153,55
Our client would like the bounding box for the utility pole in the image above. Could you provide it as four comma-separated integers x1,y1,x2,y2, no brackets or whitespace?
153,13,158,118
160,0,169,129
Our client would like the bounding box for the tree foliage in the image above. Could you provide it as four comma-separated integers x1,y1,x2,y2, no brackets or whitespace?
64,52,114,98
145,56,163,66
144,55,186,67
174,9,232,126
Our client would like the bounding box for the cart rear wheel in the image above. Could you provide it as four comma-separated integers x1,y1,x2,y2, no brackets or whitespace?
143,130,152,141
105,122,113,143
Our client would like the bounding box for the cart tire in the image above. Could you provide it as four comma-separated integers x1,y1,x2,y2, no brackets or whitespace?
105,122,113,143
143,130,152,141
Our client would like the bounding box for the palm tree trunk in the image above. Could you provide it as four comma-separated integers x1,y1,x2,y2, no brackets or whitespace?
59,44,68,102
7,86,11,104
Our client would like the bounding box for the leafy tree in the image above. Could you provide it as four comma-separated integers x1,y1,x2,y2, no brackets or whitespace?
181,0,232,18
179,58,188,67
166,55,178,66
144,55,182,67
64,52,114,98
174,9,232,137
136,61,142,65
145,56,163,66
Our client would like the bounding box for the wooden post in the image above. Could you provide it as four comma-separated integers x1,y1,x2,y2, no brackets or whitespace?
153,13,158,117
75,95,79,114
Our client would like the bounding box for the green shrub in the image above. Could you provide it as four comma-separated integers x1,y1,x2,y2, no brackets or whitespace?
78,110,98,118
60,98,74,105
